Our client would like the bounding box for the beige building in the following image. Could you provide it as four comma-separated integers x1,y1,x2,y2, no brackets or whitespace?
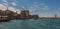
20,10,30,18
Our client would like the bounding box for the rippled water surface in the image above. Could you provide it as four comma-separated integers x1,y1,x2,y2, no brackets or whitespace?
0,19,60,29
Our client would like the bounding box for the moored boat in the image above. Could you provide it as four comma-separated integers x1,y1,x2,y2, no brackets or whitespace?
0,16,10,22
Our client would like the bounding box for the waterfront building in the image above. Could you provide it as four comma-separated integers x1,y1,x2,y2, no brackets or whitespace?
25,10,29,17
0,8,39,19
3,8,14,19
4,10,11,15
20,10,30,18
31,15,39,18
13,11,18,19
20,10,26,18
0,10,10,20
0,10,3,15
0,10,3,19
17,14,21,19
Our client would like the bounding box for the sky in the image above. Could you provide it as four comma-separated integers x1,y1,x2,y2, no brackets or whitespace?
0,0,60,17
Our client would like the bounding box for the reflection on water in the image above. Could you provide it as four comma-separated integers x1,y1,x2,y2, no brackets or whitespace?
0,19,60,29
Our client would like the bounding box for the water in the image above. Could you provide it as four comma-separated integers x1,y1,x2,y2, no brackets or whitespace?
0,19,60,29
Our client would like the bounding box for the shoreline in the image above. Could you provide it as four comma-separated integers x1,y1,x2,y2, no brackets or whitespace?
0,18,60,22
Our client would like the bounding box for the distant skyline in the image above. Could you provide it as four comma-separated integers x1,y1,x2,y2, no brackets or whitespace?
0,0,60,17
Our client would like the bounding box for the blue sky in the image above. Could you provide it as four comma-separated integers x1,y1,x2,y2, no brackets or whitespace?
0,0,60,17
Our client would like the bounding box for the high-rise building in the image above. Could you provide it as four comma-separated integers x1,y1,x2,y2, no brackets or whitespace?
55,14,57,18
31,15,39,18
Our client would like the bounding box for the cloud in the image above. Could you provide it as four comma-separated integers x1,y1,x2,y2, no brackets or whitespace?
28,6,36,12
34,2,39,4
0,4,20,13
28,3,49,13
42,5,49,10
2,3,8,6
40,3,49,10
2,0,7,3
40,3,45,5
12,2,17,6
0,4,6,10
2,0,17,6
8,7,20,13
21,6,25,9
1,0,19,13
2,0,9,7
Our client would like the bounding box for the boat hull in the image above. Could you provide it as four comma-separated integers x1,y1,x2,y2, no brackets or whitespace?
0,19,10,22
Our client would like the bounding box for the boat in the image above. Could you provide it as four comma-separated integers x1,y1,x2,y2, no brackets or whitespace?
0,16,10,22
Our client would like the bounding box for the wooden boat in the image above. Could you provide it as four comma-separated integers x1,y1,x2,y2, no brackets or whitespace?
0,16,10,22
